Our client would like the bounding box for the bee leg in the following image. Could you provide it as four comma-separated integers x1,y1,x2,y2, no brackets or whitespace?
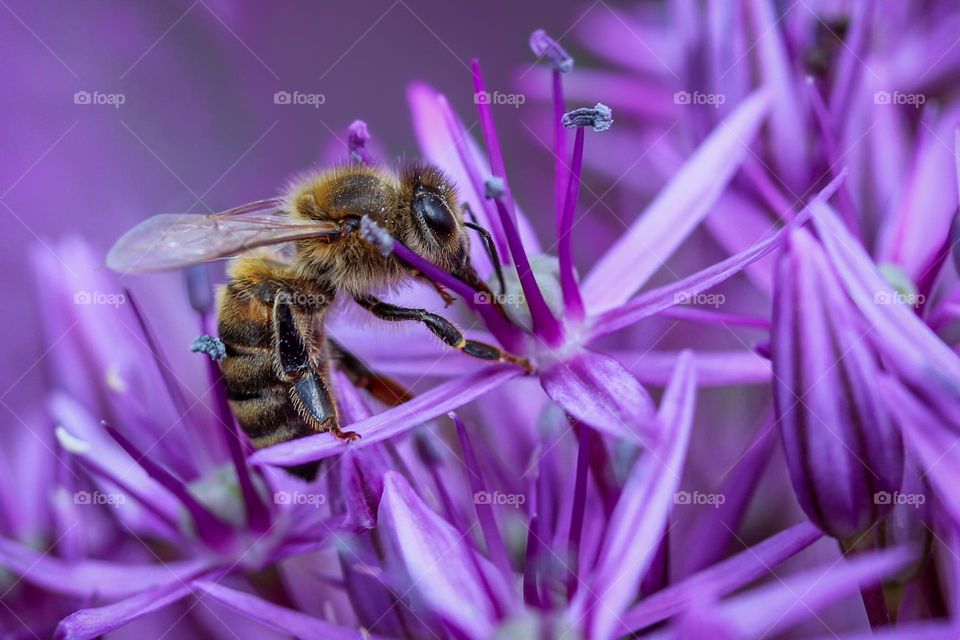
272,295,359,441
411,271,456,307
462,204,506,296
353,295,532,372
327,338,414,407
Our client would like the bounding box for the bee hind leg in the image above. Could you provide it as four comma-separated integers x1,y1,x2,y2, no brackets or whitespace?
273,294,360,442
327,338,414,407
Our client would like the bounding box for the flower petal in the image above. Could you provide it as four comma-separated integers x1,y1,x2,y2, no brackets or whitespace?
876,108,960,281
194,581,386,640
54,578,196,640
377,471,512,639
812,201,960,389
540,350,656,444
252,366,522,466
0,538,209,599
615,349,770,387
746,0,807,191
589,171,845,339
582,89,770,313
618,522,821,634
574,351,697,640
714,546,915,638
878,376,960,528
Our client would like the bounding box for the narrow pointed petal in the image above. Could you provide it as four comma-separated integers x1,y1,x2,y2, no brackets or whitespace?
54,578,196,640
811,621,960,640
617,350,770,387
582,89,770,313
575,352,697,640
378,471,512,639
0,538,209,599
589,171,845,339
879,377,960,528
618,522,821,634
812,202,960,389
746,0,807,191
876,108,960,281
540,350,657,444
194,581,388,640
715,547,915,638
105,424,233,549
252,367,522,467
453,413,513,577
678,418,779,577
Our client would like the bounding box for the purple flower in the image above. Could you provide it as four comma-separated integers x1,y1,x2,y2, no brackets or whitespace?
7,3,960,639
772,229,903,540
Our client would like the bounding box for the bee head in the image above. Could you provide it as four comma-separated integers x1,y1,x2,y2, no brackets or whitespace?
397,162,474,279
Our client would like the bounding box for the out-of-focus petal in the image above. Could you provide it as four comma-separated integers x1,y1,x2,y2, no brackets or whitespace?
705,546,915,638
540,350,656,444
377,471,512,639
573,351,697,640
588,170,845,339
582,89,769,313
879,376,960,527
618,522,821,634
54,578,196,640
746,0,808,191
0,538,209,599
876,107,960,281
813,202,960,390
617,349,770,387
252,366,522,466
193,581,387,640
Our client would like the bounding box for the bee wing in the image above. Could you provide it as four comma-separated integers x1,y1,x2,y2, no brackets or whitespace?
107,200,344,273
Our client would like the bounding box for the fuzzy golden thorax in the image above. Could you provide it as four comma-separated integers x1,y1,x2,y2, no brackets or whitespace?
284,162,473,298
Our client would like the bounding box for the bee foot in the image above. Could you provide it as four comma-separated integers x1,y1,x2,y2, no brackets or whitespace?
333,429,361,442
191,335,226,362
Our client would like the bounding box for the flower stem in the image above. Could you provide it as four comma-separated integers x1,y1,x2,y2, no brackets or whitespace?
472,58,565,346
558,126,586,321
567,421,590,600
839,534,891,627
552,68,568,230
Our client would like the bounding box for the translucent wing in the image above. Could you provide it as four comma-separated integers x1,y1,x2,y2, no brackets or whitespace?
107,199,345,273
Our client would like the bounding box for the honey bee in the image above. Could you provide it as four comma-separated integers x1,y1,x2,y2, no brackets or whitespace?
108,162,527,454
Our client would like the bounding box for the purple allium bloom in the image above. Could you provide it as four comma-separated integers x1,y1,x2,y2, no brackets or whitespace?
9,2,960,639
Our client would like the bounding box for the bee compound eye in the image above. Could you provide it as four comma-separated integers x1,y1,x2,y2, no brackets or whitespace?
413,192,456,239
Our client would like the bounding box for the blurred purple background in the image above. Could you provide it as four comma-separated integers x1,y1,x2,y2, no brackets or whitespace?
1,0,623,421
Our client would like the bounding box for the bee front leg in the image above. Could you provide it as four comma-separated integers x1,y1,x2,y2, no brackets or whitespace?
272,294,359,441
353,295,532,372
